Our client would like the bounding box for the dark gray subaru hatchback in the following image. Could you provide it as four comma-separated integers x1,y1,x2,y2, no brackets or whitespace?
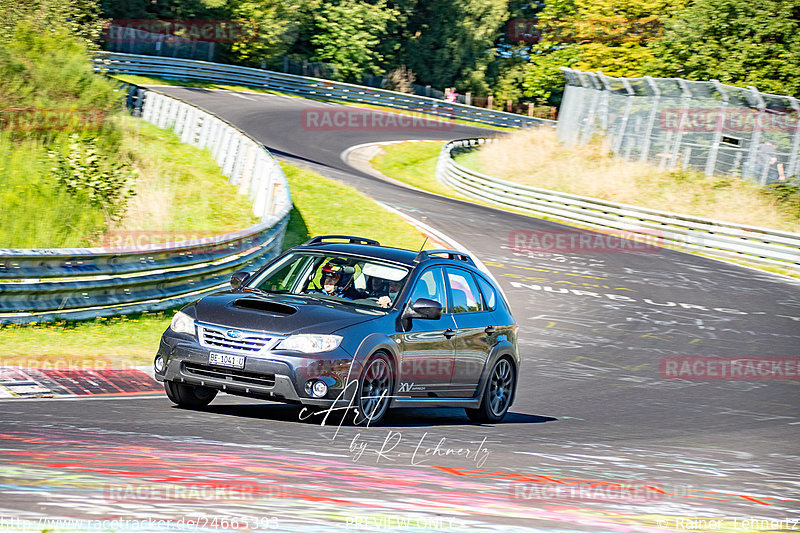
155,235,519,424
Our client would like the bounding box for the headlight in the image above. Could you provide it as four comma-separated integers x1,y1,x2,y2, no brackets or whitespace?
276,334,342,353
170,311,196,336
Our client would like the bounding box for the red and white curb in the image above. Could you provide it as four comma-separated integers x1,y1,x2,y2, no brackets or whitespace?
0,366,160,399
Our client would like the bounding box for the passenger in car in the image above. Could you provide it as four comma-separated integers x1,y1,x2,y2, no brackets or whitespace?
376,280,403,308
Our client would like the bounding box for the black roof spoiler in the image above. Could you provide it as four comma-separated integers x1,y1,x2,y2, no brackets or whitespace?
301,235,381,247
414,249,475,264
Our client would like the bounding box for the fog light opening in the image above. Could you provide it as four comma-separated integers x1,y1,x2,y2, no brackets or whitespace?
311,380,328,398
154,356,165,373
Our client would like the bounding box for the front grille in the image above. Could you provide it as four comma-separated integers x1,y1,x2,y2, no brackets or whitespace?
183,362,276,387
198,324,278,355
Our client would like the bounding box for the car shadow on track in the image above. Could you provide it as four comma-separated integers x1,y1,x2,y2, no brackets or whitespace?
191,402,558,428
383,409,557,427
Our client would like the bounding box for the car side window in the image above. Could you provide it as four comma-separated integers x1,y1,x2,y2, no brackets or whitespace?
409,268,447,309
445,268,483,313
476,276,497,311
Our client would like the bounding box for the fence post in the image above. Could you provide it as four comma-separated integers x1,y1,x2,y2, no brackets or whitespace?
613,77,635,156
670,79,692,169
704,80,728,176
788,97,800,178
640,76,661,163
743,86,766,182
579,72,602,145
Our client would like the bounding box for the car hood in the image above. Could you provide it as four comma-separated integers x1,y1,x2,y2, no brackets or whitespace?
192,291,383,334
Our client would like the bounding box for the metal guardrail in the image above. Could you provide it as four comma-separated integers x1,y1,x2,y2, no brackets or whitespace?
437,139,800,272
0,87,292,324
94,52,555,130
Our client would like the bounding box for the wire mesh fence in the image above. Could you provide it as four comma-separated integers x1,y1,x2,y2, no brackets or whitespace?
104,23,218,61
557,67,800,185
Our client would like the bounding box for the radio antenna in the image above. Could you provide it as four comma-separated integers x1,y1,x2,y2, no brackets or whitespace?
417,237,429,253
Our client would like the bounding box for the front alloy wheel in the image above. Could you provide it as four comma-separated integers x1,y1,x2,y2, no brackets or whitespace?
466,357,515,423
355,353,393,425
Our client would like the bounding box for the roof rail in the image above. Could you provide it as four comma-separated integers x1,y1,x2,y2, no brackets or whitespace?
301,235,381,247
414,249,475,264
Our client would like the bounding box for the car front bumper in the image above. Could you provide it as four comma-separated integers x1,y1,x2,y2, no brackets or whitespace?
154,333,361,407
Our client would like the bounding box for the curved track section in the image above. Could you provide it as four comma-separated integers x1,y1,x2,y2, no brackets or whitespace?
2,87,799,532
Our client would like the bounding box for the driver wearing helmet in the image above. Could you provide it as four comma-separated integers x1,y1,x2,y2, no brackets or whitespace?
310,261,354,299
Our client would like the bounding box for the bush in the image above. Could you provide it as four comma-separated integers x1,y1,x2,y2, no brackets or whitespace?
763,179,800,220
0,17,137,247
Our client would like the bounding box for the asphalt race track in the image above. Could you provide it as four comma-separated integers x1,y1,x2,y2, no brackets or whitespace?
2,88,799,533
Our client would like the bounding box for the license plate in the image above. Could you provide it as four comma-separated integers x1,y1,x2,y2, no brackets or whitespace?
209,352,245,369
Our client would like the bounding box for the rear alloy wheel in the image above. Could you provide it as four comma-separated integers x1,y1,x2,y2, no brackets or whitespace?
164,381,217,408
354,353,393,425
466,358,514,423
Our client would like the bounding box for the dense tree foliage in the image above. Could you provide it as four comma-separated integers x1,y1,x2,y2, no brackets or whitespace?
7,0,795,105
400,0,508,94
648,0,800,96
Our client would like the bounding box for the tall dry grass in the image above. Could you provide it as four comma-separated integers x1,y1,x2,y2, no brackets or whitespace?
467,129,800,232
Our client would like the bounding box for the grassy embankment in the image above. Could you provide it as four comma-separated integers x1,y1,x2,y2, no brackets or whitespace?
0,31,428,368
371,130,800,234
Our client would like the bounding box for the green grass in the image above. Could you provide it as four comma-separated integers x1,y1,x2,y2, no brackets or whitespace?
114,115,256,237
369,141,514,214
0,133,106,247
110,74,512,132
281,161,428,250
370,141,456,197
0,116,257,248
0,162,428,367
0,312,172,368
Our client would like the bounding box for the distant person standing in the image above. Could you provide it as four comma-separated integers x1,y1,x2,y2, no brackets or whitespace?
755,140,786,183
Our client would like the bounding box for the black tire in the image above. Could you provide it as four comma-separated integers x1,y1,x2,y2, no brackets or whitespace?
466,357,515,423
164,380,217,408
354,353,394,426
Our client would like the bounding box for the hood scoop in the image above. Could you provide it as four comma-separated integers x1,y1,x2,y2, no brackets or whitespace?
233,298,297,315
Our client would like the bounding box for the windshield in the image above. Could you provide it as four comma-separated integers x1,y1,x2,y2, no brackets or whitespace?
246,252,410,309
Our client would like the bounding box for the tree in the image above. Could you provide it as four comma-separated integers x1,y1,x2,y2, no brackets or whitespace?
302,0,396,81
649,0,800,96
222,0,316,68
522,44,580,105
1,0,106,49
515,0,684,105
402,0,508,95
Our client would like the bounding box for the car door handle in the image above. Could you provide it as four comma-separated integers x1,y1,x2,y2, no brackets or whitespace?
443,328,456,339
485,326,495,335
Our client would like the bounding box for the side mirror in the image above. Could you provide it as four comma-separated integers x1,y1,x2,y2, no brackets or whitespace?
403,298,443,320
230,271,251,291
